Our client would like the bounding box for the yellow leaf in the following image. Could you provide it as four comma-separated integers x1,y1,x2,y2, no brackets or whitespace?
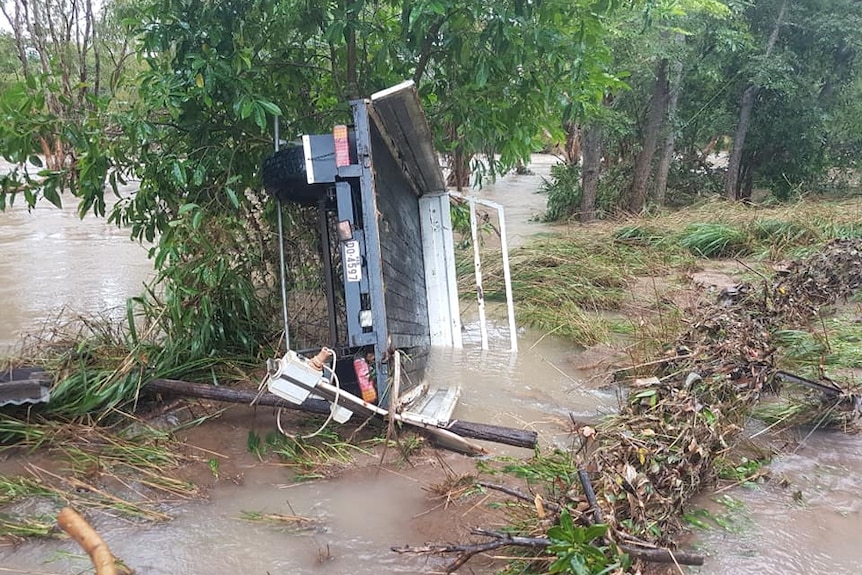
195,73,204,88
534,493,546,519
638,448,647,465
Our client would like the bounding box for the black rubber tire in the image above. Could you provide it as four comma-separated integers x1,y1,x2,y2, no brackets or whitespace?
262,145,328,205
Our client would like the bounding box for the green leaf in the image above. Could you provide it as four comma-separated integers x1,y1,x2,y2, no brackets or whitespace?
257,100,281,116
43,185,63,209
171,162,187,187
178,203,199,215
582,523,609,542
226,188,240,209
475,60,489,88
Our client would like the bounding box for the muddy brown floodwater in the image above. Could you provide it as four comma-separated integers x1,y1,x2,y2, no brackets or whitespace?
0,182,153,353
2,157,862,574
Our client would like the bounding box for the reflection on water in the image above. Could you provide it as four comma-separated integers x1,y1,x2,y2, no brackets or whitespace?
0,191,153,351
439,317,618,448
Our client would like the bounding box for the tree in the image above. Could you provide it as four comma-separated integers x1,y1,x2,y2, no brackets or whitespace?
724,0,788,200
0,0,135,211
580,123,603,222
627,57,669,213
653,34,685,204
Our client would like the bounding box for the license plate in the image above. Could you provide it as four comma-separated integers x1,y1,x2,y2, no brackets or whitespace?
343,240,362,283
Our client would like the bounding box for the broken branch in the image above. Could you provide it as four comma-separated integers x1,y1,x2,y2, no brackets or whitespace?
57,507,120,575
392,528,704,572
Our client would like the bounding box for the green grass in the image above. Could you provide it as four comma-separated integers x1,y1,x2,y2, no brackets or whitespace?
774,313,862,374
453,198,862,348
247,428,372,480
678,223,752,258
459,231,689,346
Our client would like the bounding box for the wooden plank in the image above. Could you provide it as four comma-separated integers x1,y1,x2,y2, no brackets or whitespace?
370,82,446,195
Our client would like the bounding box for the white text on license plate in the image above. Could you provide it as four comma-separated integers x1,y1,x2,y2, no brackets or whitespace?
343,240,362,283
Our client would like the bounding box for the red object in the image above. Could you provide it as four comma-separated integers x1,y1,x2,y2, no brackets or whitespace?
353,358,377,403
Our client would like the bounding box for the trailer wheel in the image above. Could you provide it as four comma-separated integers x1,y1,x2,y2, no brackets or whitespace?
262,145,328,205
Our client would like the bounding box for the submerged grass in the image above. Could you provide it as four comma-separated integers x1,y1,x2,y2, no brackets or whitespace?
247,428,372,480
0,416,201,540
0,514,57,541
238,510,321,532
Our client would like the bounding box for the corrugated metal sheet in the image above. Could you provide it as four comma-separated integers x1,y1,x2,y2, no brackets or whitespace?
0,367,52,406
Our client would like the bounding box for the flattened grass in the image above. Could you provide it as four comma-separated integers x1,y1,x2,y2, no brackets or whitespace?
0,416,201,541
460,197,862,346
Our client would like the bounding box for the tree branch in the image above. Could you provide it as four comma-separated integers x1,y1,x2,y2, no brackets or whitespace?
392,528,705,572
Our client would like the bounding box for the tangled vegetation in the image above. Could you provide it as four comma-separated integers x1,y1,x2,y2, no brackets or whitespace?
428,203,862,573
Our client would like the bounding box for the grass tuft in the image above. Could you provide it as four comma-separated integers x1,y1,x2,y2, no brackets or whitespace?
678,223,751,258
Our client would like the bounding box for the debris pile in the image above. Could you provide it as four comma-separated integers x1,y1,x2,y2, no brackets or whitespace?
773,238,862,321
583,238,862,551
397,238,862,573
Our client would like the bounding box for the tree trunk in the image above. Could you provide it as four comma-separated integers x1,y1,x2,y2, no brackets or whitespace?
724,85,757,200
445,123,471,190
725,0,788,200
654,36,685,204
343,0,359,98
628,58,669,214
580,123,602,222
412,18,443,85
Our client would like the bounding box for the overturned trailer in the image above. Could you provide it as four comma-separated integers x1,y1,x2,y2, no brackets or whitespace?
261,81,475,438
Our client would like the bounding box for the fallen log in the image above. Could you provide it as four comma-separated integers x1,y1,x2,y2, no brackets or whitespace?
145,378,538,449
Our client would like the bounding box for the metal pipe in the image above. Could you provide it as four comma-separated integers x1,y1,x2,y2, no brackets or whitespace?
274,116,291,351
469,197,489,350
496,203,518,352
451,192,517,352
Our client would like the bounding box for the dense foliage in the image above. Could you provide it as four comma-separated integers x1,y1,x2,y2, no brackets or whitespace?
1,0,862,357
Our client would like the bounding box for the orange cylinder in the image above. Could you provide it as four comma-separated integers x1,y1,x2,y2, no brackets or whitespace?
352,358,377,403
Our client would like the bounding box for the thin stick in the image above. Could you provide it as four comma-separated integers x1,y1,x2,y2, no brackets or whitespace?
477,482,561,512
612,353,694,377
529,324,565,351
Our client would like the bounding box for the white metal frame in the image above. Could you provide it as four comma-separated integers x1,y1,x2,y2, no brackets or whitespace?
449,192,518,352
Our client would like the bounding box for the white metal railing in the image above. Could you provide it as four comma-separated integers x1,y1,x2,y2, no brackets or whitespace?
449,192,518,352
